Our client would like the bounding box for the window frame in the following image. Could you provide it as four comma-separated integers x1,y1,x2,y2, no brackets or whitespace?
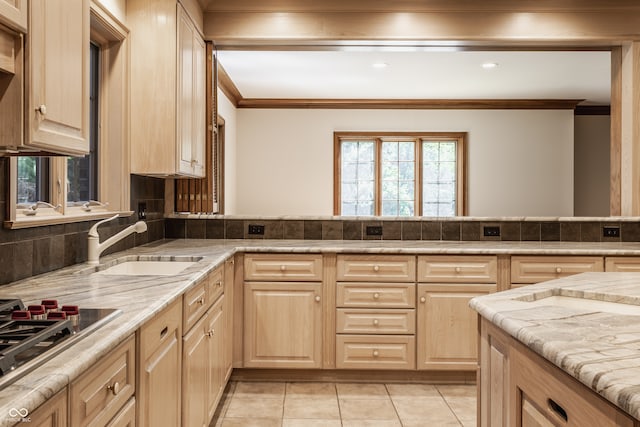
5,2,132,229
334,131,467,217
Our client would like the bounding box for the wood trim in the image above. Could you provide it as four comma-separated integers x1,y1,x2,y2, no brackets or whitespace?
375,138,382,216
611,46,622,216
232,253,244,368
575,105,611,115
230,368,476,383
217,115,226,214
457,134,467,216
333,133,341,215
323,253,337,369
217,62,242,107
236,98,583,110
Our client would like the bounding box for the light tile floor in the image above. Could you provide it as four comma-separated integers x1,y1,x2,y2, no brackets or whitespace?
210,381,477,427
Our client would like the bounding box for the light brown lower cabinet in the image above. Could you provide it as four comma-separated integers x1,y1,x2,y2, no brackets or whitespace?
137,298,182,427
244,282,322,368
182,295,225,427
336,335,415,369
26,388,68,427
479,317,637,427
105,398,136,427
70,334,136,426
417,283,496,370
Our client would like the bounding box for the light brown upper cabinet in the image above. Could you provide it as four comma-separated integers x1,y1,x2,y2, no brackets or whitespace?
19,0,90,156
0,0,26,33
128,0,206,177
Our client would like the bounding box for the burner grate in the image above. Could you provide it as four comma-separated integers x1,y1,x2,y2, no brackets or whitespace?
0,318,73,375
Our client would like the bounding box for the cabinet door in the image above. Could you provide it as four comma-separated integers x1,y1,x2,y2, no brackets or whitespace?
0,0,26,32
138,299,182,427
417,283,495,370
26,0,89,155
27,388,68,427
207,297,225,421
479,318,511,427
244,282,322,368
177,5,205,177
182,314,208,427
223,258,235,381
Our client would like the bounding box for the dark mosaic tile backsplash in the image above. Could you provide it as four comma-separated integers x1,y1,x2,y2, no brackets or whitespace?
0,160,165,285
165,217,640,244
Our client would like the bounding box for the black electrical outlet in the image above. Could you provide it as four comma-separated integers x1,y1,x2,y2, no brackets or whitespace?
366,226,383,236
138,202,147,220
483,226,501,237
248,224,265,235
603,226,620,238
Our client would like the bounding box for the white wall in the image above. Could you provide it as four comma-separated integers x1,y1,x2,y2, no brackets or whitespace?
574,115,610,216
234,109,574,217
96,0,126,23
218,90,238,213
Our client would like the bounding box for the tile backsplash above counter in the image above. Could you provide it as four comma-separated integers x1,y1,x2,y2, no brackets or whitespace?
165,215,640,243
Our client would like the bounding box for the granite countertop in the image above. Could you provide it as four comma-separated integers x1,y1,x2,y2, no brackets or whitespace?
470,272,640,421
3,238,640,425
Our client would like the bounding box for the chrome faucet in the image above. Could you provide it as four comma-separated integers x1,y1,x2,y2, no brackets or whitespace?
87,214,148,265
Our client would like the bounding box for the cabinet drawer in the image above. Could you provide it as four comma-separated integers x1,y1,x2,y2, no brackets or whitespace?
418,255,497,283
207,264,224,305
605,257,640,272
183,279,207,333
336,335,415,370
337,283,416,308
337,309,415,334
105,397,135,427
70,335,135,427
512,344,635,427
140,298,182,361
244,253,323,281
511,256,604,284
337,255,416,282
0,28,17,74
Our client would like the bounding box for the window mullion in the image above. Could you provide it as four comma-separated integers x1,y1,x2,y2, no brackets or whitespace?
415,139,421,217
375,138,382,216
50,158,66,214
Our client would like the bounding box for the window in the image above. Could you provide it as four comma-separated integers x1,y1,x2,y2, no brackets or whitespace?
334,132,466,217
7,3,130,228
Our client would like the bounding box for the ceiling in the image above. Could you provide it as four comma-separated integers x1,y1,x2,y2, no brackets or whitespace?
216,49,611,104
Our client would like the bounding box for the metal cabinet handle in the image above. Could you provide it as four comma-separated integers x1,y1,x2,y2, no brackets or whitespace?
555,267,562,273
36,104,46,115
206,329,215,337
372,350,379,357
373,265,380,272
280,265,286,271
315,295,321,302
107,382,121,396
455,267,462,273
197,297,205,305
373,293,380,300
373,319,379,326
420,296,426,303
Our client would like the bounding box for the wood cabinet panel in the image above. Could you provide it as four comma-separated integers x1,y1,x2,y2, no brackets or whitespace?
605,256,640,272
138,298,182,427
511,340,635,427
418,255,497,283
223,258,235,380
336,335,415,370
336,255,416,282
183,279,207,333
244,282,322,368
336,282,416,308
206,296,225,421
417,283,495,370
479,318,511,427
182,313,208,427
105,398,135,427
0,0,26,32
26,0,90,155
511,256,604,284
70,335,135,427
244,253,323,281
336,308,415,335
28,388,67,427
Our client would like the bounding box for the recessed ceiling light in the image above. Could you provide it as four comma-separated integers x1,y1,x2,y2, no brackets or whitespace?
372,62,388,69
482,62,499,70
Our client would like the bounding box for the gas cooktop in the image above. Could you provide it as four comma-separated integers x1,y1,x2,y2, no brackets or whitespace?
0,298,121,389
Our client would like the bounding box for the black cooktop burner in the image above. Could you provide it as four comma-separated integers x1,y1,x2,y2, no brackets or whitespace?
0,298,121,389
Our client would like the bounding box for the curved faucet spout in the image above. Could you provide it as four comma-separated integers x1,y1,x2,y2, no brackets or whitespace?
87,215,147,265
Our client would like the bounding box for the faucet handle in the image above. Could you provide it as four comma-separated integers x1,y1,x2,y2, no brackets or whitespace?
88,214,119,237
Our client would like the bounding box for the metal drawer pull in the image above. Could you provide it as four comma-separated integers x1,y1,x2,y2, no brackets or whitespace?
455,267,461,273
197,297,205,305
548,399,568,422
36,104,47,115
206,329,215,337
160,326,168,338
216,281,222,287
555,267,562,273
373,265,380,272
373,293,380,300
315,295,321,302
107,382,121,396
372,349,379,357
420,296,426,303
280,265,286,271
373,319,379,326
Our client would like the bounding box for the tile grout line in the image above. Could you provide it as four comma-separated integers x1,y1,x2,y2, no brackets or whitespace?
384,383,406,427
435,385,465,427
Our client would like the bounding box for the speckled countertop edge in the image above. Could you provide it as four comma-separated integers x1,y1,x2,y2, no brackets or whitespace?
2,239,640,425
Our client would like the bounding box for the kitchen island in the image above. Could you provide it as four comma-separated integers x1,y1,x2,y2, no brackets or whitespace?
471,272,640,426
3,239,640,425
